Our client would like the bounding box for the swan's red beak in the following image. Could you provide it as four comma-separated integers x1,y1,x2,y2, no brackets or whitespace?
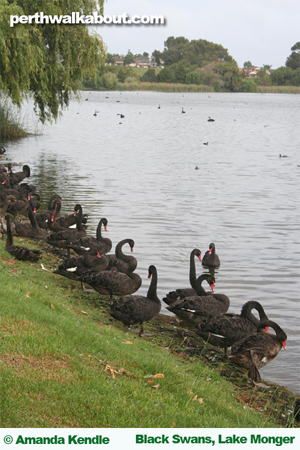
148,274,152,279
97,251,101,258
33,207,37,213
51,214,54,221
131,247,134,252
2,180,6,184
282,340,287,350
211,282,215,292
265,326,269,332
198,254,202,261
74,211,77,216
209,248,213,254
104,225,107,231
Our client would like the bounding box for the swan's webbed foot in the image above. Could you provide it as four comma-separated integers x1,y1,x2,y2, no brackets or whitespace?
81,282,95,293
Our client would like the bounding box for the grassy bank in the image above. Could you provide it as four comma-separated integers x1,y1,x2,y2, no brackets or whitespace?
0,100,29,141
0,238,298,428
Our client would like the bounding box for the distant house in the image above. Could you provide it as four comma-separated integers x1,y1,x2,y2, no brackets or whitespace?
114,57,124,66
243,66,261,77
242,66,271,78
135,55,151,67
135,56,157,68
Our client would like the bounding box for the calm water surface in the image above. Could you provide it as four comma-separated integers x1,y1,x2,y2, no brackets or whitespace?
4,92,300,394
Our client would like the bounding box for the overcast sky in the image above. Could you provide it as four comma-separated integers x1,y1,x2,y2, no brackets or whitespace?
95,0,299,69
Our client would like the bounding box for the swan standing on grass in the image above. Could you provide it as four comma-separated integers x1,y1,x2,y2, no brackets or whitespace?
109,265,161,336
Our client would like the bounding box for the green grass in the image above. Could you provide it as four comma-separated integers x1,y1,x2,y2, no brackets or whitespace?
0,238,298,428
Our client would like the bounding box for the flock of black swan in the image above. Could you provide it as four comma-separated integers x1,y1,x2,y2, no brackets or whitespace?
0,157,288,385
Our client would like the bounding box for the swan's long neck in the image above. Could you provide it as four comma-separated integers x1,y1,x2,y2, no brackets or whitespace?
115,239,132,262
242,301,267,326
194,274,210,296
53,200,61,219
147,268,159,302
189,250,198,289
76,206,84,231
28,203,38,231
5,215,13,247
1,193,9,216
96,219,106,242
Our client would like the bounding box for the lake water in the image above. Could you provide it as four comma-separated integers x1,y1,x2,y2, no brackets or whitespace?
4,91,300,395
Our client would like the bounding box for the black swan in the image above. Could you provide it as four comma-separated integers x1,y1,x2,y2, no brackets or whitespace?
67,218,112,255
36,196,62,230
106,238,137,273
5,214,42,262
7,195,29,217
163,249,202,305
10,165,31,184
57,204,88,228
110,265,161,336
166,274,229,325
47,202,67,233
202,243,220,267
195,300,269,357
47,204,87,251
0,147,6,155
229,320,287,382
54,249,108,282
165,273,216,312
81,268,142,304
207,117,215,122
182,107,186,114
15,201,39,238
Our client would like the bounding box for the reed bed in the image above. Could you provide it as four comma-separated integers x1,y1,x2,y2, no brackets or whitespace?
0,100,28,140
116,82,214,92
256,85,300,94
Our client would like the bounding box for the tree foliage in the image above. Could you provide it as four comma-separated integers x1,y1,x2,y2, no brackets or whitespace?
271,66,300,86
155,36,235,68
243,61,253,69
285,42,300,69
123,51,135,66
0,0,105,122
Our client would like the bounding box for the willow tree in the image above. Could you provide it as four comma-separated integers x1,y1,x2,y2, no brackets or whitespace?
0,0,105,122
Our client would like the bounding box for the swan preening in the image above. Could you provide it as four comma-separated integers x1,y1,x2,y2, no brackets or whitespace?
229,320,287,382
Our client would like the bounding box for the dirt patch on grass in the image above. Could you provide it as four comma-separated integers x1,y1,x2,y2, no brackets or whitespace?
0,317,45,335
0,256,17,265
1,353,75,383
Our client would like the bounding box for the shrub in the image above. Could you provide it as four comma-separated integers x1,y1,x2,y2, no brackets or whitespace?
101,72,118,90
141,68,157,82
239,78,258,92
185,71,201,85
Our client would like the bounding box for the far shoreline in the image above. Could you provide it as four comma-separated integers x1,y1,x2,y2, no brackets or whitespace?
82,83,300,94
